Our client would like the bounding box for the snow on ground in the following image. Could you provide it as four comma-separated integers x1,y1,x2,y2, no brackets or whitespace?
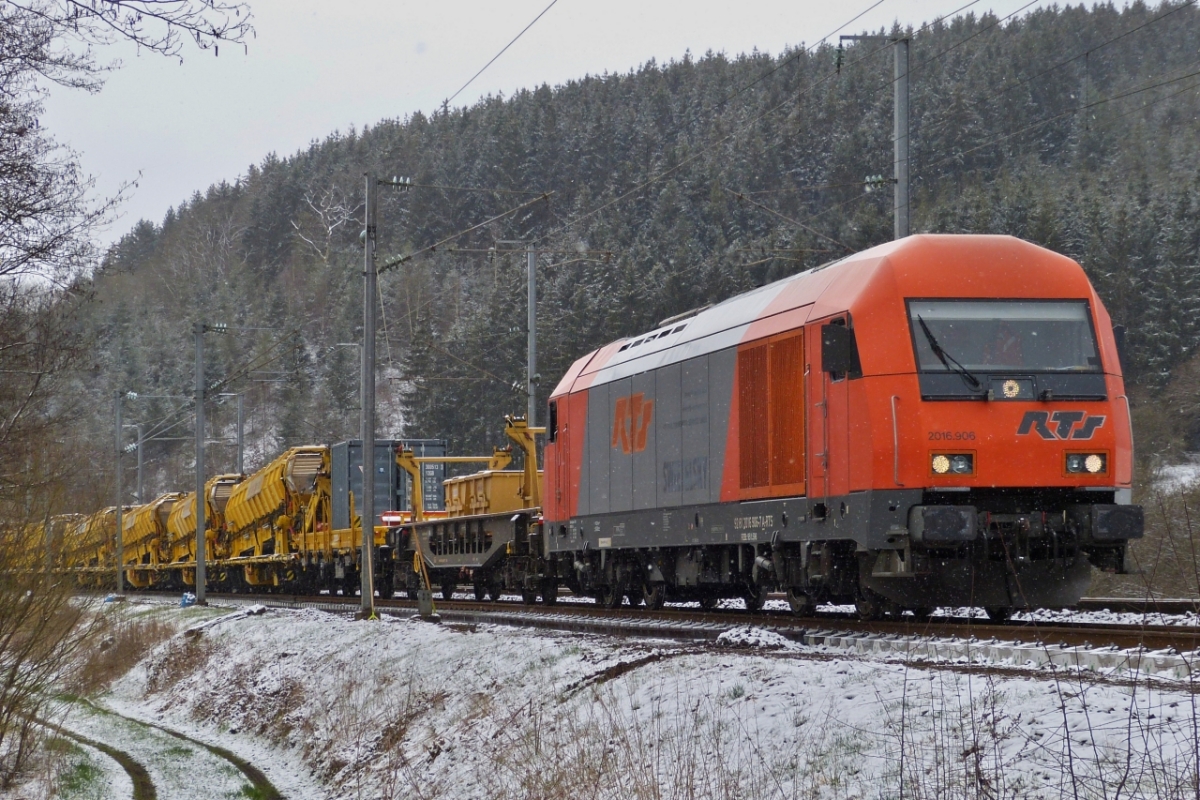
92,602,1200,799
1154,459,1200,492
632,594,1200,627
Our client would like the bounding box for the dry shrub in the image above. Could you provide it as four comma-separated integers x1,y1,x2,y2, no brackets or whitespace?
144,634,218,694
1092,481,1200,598
69,612,177,696
0,526,99,789
481,679,844,800
882,663,1200,800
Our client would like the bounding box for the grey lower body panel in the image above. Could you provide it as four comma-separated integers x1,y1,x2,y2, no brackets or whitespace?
546,488,1135,610
546,489,924,553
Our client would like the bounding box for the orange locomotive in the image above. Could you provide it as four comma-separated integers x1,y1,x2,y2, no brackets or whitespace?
541,234,1141,618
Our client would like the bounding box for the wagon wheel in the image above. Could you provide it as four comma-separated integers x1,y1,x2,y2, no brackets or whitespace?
599,585,624,608
984,606,1011,622
473,581,487,601
855,594,884,621
440,577,457,600
698,595,718,611
644,582,667,610
626,585,645,607
521,585,538,605
910,607,934,622
540,579,559,606
742,585,766,613
786,588,811,617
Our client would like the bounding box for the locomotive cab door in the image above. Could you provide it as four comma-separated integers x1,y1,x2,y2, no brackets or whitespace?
552,397,571,524
810,317,859,518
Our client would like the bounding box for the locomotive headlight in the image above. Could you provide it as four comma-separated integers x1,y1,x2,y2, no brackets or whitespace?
931,453,974,475
949,454,974,474
1065,453,1107,474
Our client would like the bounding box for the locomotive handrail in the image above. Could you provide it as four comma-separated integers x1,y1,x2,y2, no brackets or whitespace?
891,395,903,486
1117,394,1134,485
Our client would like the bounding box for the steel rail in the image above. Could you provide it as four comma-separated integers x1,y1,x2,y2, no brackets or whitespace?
182,591,1200,654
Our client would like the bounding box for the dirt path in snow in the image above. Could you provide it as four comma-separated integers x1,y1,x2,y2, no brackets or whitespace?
84,701,284,800
57,699,284,800
37,718,156,800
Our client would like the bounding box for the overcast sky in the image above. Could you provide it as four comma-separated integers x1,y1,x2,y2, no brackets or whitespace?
41,0,1059,246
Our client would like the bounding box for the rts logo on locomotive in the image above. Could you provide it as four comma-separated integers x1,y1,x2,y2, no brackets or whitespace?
612,393,654,454
1017,410,1106,440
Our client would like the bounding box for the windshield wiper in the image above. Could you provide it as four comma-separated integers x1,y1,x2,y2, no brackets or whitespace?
917,315,982,391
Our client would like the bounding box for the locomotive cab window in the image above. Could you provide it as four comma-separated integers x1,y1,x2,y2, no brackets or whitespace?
907,300,1101,374
547,400,558,443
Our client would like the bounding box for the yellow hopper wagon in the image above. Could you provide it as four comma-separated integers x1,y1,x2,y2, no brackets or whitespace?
121,493,184,589
63,507,131,588
223,446,329,590
166,473,244,588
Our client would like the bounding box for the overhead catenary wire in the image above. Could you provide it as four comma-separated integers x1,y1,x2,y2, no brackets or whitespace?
989,0,1198,103
391,182,548,195
443,0,560,109
378,192,553,274
923,58,1200,172
129,322,311,447
770,0,1199,222
910,0,1041,75
910,0,1200,150
540,0,989,245
712,0,895,109
725,189,855,252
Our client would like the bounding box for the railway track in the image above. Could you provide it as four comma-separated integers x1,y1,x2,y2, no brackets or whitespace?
173,591,1200,679
1076,596,1200,615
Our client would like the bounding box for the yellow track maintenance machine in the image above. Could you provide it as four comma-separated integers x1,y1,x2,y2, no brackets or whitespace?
390,416,551,603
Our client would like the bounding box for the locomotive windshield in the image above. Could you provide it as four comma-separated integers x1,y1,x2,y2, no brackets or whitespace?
907,300,1101,373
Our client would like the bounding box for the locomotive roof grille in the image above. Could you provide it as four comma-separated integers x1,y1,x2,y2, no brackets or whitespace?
617,324,687,353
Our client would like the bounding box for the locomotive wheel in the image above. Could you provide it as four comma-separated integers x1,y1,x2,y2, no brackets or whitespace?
742,585,766,613
984,606,1012,622
855,595,884,621
786,588,811,617
644,582,667,610
698,596,718,611
599,585,623,608
541,580,558,606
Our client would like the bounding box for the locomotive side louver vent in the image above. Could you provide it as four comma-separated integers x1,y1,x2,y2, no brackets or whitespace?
739,345,770,489
739,331,807,493
770,334,805,486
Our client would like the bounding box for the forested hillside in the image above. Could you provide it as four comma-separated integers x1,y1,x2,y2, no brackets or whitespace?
81,1,1200,495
